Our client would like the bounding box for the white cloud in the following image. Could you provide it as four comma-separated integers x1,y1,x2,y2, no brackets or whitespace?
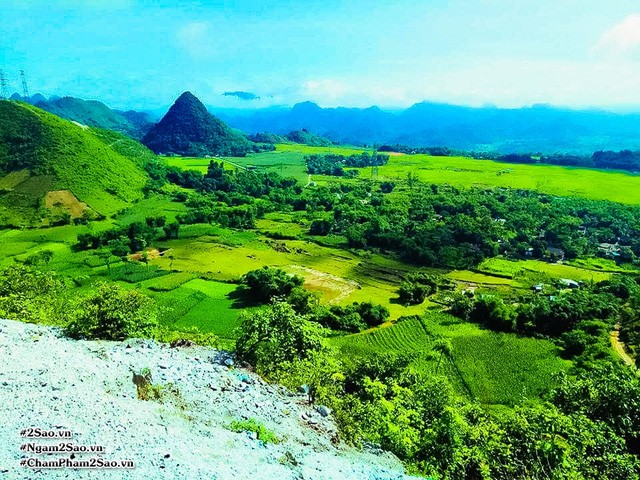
595,14,640,56
177,21,215,59
281,57,640,110
301,79,349,103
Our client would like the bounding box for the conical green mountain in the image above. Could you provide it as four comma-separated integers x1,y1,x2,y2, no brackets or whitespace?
0,101,149,226
142,91,253,156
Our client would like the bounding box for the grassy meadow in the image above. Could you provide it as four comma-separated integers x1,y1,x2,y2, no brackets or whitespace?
165,144,640,205
362,153,640,204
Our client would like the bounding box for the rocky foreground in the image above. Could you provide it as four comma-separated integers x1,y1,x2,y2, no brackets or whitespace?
0,319,419,479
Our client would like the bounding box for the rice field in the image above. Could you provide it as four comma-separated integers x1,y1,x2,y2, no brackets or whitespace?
331,313,570,406
359,153,640,205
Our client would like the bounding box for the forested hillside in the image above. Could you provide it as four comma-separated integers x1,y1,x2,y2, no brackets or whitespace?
0,101,149,226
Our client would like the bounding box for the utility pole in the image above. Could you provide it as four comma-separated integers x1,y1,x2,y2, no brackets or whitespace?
0,70,8,100
20,70,29,98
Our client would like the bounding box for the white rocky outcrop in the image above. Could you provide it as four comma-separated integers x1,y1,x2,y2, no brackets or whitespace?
0,319,418,480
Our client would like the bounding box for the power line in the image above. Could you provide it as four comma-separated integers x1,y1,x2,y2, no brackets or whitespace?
0,70,8,100
20,70,29,98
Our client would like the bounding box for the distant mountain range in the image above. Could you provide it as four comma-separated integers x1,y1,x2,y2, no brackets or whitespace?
214,102,640,154
10,91,640,154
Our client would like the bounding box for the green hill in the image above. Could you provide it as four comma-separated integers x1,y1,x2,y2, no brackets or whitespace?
0,101,149,227
142,92,254,157
36,96,150,139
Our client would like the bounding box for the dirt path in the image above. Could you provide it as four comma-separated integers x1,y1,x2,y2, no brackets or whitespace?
223,160,247,171
610,324,636,367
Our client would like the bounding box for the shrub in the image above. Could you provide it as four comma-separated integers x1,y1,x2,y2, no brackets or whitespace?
398,281,429,305
227,418,280,444
235,302,324,374
241,267,304,303
65,283,158,340
0,266,66,324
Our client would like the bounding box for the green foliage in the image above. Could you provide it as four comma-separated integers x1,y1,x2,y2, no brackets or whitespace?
273,347,639,479
305,153,389,175
0,265,66,324
24,249,54,266
143,92,255,157
249,129,334,147
37,97,150,139
551,363,640,454
309,219,332,236
397,282,429,305
241,266,304,303
313,180,640,269
310,302,390,333
227,418,280,444
65,283,158,340
234,302,324,375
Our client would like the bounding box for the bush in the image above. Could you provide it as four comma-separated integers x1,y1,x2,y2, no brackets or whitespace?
65,283,158,340
235,302,324,374
398,281,429,305
309,219,332,236
241,267,304,303
0,266,66,324
228,418,280,444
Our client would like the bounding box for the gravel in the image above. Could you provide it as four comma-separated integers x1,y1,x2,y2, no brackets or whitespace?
0,319,419,480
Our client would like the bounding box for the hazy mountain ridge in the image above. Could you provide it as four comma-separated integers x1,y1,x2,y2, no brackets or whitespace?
215,102,640,154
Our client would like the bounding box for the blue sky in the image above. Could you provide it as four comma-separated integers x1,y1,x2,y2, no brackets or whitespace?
2,1,640,110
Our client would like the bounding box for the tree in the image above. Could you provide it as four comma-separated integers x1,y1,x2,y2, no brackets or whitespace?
406,171,418,189
235,302,324,374
551,363,640,454
309,219,332,236
379,181,395,193
65,283,158,340
356,302,390,327
163,222,180,240
398,282,428,305
241,267,304,303
287,286,319,314
433,338,453,374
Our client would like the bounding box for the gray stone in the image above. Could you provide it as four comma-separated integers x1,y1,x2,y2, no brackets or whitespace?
316,405,331,417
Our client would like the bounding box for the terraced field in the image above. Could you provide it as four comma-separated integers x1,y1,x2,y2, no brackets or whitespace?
331,313,571,406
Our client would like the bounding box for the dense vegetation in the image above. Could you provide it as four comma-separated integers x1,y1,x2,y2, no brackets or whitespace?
35,96,152,139
305,152,389,176
236,301,640,479
0,100,148,226
307,183,640,269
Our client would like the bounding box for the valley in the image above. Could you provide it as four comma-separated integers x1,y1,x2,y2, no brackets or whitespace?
2,96,640,478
